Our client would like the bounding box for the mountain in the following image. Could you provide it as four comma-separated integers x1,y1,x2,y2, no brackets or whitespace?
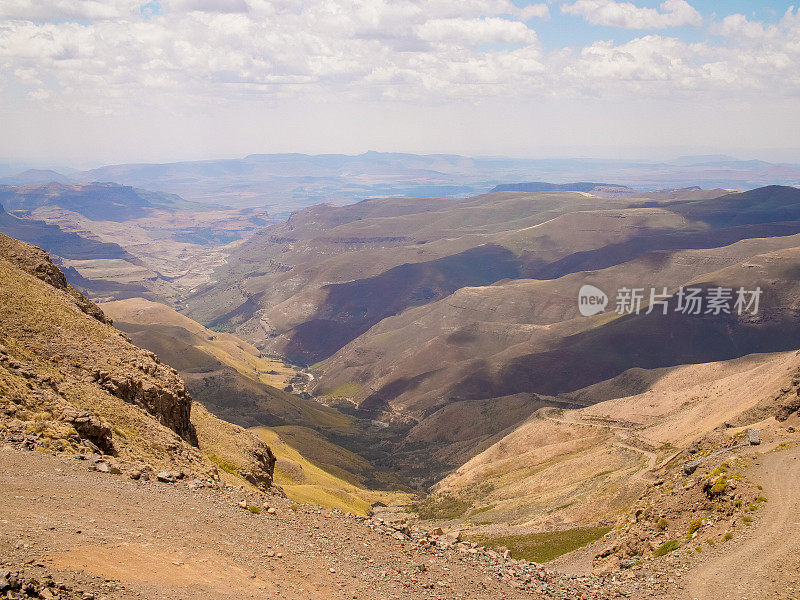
489,182,635,193
0,182,271,305
0,202,133,261
100,297,410,509
0,168,70,185
0,231,278,490
0,182,196,222
185,185,800,485
69,152,800,214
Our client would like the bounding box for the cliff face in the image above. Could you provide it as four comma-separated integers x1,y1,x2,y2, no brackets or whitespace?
0,232,203,463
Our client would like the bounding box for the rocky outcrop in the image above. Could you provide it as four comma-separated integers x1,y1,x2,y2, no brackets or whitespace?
91,367,197,445
0,231,110,324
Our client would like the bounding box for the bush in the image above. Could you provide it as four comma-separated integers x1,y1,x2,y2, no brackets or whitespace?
653,540,681,558
657,517,668,531
708,475,727,496
247,505,261,514
688,518,703,535
723,532,734,541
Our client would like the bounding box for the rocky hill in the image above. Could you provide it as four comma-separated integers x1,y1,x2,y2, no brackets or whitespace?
0,232,275,489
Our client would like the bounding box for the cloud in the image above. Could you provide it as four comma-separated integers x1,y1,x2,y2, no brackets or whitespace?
416,17,538,45
0,0,141,20
561,0,702,29
0,0,798,120
167,0,249,13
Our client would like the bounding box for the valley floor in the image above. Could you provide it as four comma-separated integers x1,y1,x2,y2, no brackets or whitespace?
3,443,800,600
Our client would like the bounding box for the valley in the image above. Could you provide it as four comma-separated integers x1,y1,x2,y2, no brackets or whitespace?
1,170,800,599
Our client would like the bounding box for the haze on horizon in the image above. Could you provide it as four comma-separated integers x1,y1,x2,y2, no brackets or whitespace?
1,0,799,167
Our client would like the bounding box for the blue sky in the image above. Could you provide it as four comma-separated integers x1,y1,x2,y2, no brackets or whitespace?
0,1,799,164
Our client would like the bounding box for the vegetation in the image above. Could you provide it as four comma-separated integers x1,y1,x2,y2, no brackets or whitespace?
657,517,668,531
469,526,611,563
688,518,704,535
253,427,413,515
708,475,727,496
410,494,471,520
325,382,362,398
654,539,681,558
205,452,239,476
247,505,261,514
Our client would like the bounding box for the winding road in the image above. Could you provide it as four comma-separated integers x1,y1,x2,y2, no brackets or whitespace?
680,443,800,600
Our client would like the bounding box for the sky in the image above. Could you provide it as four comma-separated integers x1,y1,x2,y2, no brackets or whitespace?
0,0,799,166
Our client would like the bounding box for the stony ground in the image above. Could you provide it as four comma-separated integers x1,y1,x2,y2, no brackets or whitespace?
1,446,656,600
4,440,800,600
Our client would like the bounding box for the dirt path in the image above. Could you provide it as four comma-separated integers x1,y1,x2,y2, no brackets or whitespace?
0,447,529,600
679,443,800,600
1,446,649,600
542,410,659,481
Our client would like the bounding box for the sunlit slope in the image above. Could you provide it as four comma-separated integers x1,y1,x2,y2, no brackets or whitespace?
252,427,414,515
430,349,800,530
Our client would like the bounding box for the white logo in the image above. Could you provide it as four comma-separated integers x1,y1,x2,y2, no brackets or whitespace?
578,284,608,317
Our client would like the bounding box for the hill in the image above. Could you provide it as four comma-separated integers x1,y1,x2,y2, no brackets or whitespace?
489,181,635,193
182,185,800,486
0,183,272,305
0,231,279,490
100,297,411,509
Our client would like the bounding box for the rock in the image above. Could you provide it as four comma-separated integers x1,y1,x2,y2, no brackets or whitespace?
789,426,795,433
267,507,277,515
93,461,111,473
438,530,462,546
429,527,443,536
0,570,12,592
156,471,179,483
61,409,113,451
129,469,142,480
619,557,642,569
683,460,701,475
238,501,248,509
747,429,761,445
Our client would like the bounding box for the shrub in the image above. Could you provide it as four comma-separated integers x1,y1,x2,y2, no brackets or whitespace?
247,505,261,514
708,475,727,496
723,532,734,541
657,517,668,531
653,540,681,558
687,518,703,535
742,515,753,525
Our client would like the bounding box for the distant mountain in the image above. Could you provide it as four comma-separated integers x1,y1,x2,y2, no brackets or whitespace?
68,152,800,213
490,181,635,193
186,184,800,483
0,168,70,185
0,182,195,222
0,202,133,261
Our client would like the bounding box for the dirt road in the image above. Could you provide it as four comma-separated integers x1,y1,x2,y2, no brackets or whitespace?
680,443,800,600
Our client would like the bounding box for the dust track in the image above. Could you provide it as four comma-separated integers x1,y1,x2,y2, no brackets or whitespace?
681,444,800,600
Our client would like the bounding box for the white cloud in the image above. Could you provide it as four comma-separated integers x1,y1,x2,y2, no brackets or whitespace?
0,0,140,20
416,17,538,45
167,0,250,13
0,0,798,123
561,0,702,29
